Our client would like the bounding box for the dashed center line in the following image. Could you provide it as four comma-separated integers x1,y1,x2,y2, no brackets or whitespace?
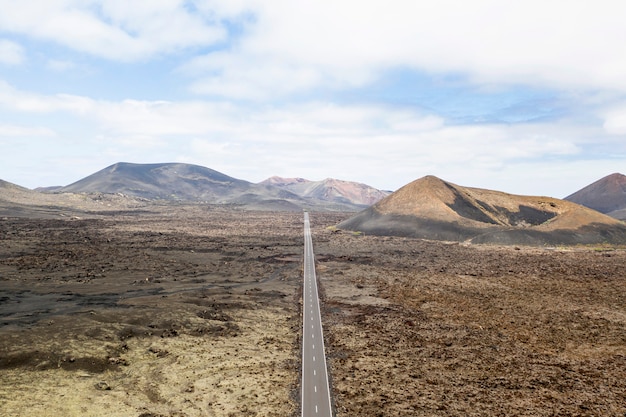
302,213,332,417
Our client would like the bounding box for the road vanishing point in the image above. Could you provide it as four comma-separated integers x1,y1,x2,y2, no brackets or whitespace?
301,212,333,417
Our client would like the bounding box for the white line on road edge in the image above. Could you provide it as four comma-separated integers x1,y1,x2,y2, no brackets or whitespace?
302,213,333,417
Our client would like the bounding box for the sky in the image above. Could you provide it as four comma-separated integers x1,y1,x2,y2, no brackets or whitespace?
1,1,626,198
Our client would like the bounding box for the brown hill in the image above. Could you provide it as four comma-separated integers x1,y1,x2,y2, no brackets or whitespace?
0,178,31,194
0,178,146,217
565,173,626,219
338,175,626,245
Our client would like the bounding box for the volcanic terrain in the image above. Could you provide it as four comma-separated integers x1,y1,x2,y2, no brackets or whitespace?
260,176,390,207
1,177,625,417
339,175,626,245
46,162,388,212
565,173,626,220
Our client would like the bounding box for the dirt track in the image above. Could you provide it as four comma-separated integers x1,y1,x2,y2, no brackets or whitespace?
1,207,625,416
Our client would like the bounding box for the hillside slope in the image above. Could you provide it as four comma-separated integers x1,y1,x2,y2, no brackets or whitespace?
339,175,626,245
565,173,626,220
0,178,145,217
59,162,252,201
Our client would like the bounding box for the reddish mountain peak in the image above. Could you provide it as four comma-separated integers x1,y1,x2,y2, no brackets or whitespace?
598,172,626,188
565,173,626,214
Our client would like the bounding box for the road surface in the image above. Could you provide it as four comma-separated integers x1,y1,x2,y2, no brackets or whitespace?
301,212,333,417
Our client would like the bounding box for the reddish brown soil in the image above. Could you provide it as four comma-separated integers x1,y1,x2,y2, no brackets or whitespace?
312,219,626,416
1,206,625,416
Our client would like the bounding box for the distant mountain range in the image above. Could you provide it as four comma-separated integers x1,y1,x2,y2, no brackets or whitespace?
259,176,390,206
3,164,626,233
52,162,387,211
339,175,626,246
565,173,626,220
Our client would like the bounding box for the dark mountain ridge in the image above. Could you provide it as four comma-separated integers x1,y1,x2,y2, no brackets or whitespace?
59,162,251,201
49,162,373,211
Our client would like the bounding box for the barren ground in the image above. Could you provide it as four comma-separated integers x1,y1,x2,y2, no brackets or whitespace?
1,206,625,416
0,207,303,417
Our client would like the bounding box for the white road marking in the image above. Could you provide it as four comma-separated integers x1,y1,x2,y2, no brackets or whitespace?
302,213,333,417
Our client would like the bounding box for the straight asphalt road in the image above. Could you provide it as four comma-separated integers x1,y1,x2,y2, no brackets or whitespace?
301,212,333,417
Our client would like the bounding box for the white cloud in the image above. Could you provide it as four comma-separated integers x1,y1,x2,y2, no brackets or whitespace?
92,99,243,137
0,81,96,113
603,106,626,135
181,0,626,99
173,102,592,191
3,1,625,97
187,57,325,100
2,2,625,195
1,80,622,195
0,80,594,155
0,39,24,64
46,59,76,72
1,1,625,98
0,0,226,61
0,123,55,137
